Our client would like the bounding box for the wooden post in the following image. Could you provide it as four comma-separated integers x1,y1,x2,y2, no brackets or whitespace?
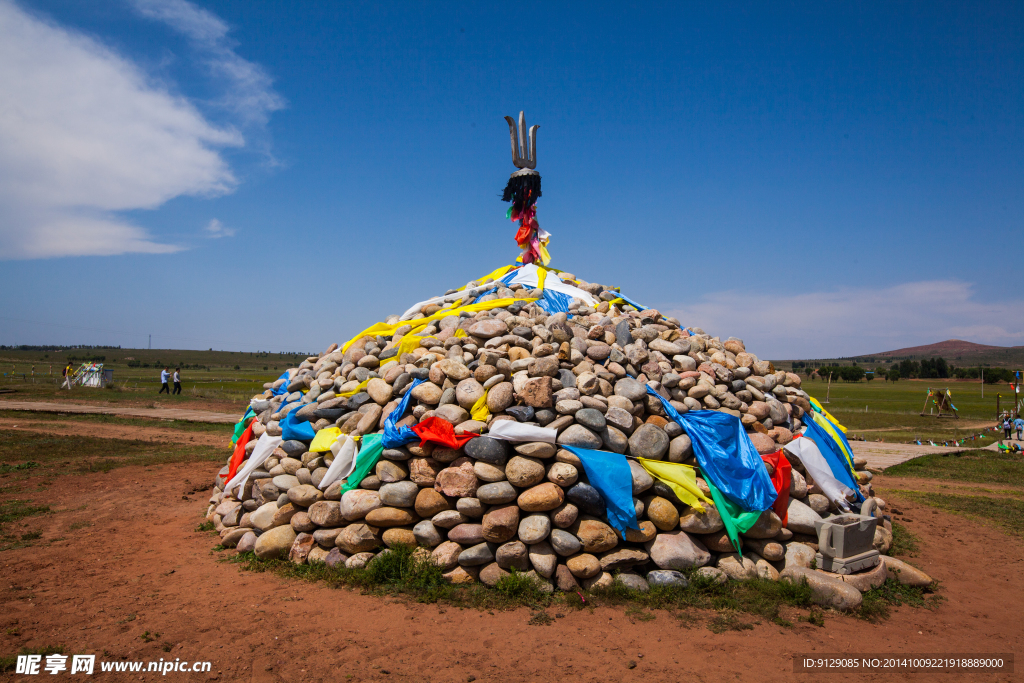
825,373,832,404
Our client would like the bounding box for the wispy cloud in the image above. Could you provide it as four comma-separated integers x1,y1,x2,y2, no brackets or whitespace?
203,218,235,238
0,0,280,260
662,280,1024,360
130,0,285,127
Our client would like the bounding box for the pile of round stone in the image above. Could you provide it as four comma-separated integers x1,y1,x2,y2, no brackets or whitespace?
206,270,927,608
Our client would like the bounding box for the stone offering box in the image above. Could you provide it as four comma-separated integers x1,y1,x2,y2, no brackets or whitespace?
814,514,880,575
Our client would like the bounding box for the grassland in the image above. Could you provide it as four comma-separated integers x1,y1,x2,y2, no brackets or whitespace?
797,377,1013,445
884,449,1024,485
0,347,297,408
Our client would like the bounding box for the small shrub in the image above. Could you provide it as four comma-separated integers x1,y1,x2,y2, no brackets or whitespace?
800,608,826,627
527,611,553,626
494,569,546,603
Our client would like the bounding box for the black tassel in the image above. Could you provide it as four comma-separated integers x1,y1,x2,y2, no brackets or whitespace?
501,173,542,215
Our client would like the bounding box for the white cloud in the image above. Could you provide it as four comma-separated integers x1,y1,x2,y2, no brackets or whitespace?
0,0,278,259
130,0,284,126
662,280,1024,360
203,218,235,238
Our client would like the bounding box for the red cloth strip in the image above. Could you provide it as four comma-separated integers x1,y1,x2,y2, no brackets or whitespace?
760,449,792,525
225,421,254,483
411,416,477,450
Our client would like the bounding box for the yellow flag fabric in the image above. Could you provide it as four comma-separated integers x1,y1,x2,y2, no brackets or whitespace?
393,332,426,359
453,328,468,338
809,396,846,433
636,458,712,513
470,390,490,422
812,411,855,469
310,427,342,452
538,241,552,266
457,265,516,292
337,379,369,397
341,297,537,353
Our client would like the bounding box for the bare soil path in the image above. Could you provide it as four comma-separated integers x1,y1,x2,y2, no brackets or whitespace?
0,400,238,425
1,463,1020,682
847,441,972,470
4,420,228,448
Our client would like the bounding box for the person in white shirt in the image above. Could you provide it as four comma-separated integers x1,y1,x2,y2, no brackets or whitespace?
172,368,182,395
159,368,170,394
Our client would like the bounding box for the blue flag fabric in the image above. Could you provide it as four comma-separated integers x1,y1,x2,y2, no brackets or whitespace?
280,402,316,441
563,445,640,538
537,289,572,314
381,379,423,449
270,371,292,397
803,416,864,503
646,386,776,513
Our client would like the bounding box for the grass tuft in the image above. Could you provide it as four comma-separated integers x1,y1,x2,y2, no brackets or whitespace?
707,613,754,633
858,578,943,622
889,521,920,556
0,645,65,673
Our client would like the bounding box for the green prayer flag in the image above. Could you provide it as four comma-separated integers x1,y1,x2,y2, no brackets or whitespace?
706,478,762,556
230,408,255,446
340,433,384,495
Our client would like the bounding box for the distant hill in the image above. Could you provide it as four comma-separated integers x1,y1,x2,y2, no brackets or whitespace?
774,339,1024,370
868,339,1012,358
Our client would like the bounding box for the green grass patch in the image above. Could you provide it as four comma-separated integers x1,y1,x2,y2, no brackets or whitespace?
884,450,1024,485
792,378,1009,445
858,578,944,622
890,490,1024,535
0,499,50,525
223,542,944,625
0,430,224,477
625,605,656,622
707,613,754,633
889,521,920,557
0,645,65,673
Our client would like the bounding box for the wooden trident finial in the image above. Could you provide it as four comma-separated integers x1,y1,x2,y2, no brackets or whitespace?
504,111,539,170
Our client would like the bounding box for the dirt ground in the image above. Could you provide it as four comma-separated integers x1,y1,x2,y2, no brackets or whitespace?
1,462,1021,682
4,419,227,448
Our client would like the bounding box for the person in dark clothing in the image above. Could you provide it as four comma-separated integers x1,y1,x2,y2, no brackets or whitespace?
172,368,182,395
159,368,170,394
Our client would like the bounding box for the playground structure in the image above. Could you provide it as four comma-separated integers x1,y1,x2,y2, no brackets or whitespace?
920,387,958,418
996,380,1022,420
70,363,113,388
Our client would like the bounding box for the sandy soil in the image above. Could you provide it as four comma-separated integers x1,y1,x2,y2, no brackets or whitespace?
1,463,1020,682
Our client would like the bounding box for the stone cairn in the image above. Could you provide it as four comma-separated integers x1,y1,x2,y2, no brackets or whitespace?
206,270,931,610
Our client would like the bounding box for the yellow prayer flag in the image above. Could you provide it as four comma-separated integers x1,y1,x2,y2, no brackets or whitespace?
337,379,369,397
636,458,712,513
341,297,536,353
809,396,846,433
470,390,490,422
310,427,342,452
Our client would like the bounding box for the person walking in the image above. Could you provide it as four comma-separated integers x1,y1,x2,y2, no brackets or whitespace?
1015,415,1024,441
159,367,171,394
172,368,182,395
61,363,74,390
1003,416,1012,440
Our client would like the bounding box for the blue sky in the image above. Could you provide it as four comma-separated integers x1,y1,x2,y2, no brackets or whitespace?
1,0,1021,359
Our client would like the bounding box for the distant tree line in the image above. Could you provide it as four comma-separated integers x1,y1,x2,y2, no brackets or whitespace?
800,357,1018,384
